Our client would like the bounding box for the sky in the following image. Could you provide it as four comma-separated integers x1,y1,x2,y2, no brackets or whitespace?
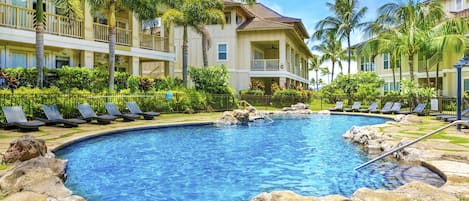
257,0,392,85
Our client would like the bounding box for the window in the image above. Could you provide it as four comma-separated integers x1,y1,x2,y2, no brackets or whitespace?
55,56,70,68
11,52,27,68
464,79,469,93
224,12,231,24
383,53,390,69
236,15,243,25
218,43,227,61
456,0,462,10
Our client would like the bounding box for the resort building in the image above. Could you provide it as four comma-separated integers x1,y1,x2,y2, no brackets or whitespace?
0,0,175,76
172,1,312,93
356,0,468,97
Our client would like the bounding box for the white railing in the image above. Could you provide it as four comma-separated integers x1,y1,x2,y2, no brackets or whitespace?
0,3,83,38
94,23,131,46
139,33,168,52
251,59,280,71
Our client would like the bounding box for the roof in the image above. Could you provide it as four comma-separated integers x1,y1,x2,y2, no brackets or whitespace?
238,3,310,39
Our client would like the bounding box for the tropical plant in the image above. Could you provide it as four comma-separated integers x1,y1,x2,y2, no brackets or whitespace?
430,17,469,95
188,65,233,94
312,32,346,82
315,0,368,74
375,0,445,82
162,0,226,87
87,0,158,90
309,56,321,90
34,0,82,88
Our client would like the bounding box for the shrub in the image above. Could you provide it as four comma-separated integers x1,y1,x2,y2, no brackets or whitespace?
271,89,303,107
189,65,233,94
240,89,265,96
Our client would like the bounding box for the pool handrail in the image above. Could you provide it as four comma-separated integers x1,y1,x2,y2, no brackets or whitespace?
354,120,469,170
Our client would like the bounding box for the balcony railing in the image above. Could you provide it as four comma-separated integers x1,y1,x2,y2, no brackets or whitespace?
451,8,469,18
94,23,131,46
139,33,168,51
0,3,83,38
251,59,280,71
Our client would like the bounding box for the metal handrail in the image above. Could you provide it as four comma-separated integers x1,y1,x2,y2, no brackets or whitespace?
355,120,469,170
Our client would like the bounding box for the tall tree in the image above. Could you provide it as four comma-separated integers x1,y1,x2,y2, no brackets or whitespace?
309,55,320,90
162,0,225,87
312,32,346,82
431,17,469,95
35,0,82,87
315,0,368,74
375,0,445,82
87,0,158,90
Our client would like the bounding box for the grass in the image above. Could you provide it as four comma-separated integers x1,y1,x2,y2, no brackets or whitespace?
309,99,335,111
0,164,9,171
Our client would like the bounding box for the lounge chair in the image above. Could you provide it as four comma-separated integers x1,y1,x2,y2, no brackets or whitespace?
38,105,86,127
345,102,361,112
1,106,44,131
126,102,160,120
397,103,426,116
382,102,402,114
370,102,393,113
105,102,140,122
329,102,344,112
77,103,117,124
435,107,469,121
359,102,378,113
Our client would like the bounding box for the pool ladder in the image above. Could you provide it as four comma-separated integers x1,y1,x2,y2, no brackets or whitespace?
355,120,469,170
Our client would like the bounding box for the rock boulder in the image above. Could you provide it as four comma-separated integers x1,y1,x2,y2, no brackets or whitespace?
2,135,47,164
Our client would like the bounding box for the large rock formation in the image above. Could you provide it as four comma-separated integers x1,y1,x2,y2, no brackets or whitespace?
342,126,392,154
394,115,423,124
215,106,269,125
0,135,85,201
281,103,313,114
251,182,459,201
2,135,48,163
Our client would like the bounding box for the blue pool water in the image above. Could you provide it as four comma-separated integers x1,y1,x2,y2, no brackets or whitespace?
56,115,444,201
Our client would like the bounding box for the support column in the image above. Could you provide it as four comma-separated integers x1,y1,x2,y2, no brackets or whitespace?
83,1,94,41
0,46,5,68
131,56,140,75
82,51,94,68
131,13,140,48
279,77,287,88
279,39,286,71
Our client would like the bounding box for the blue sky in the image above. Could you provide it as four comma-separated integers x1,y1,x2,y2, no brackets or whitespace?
258,0,390,44
257,0,393,82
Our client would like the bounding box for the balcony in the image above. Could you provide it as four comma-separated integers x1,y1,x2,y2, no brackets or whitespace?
251,59,280,71
93,23,131,46
139,33,168,51
0,3,83,38
451,8,469,18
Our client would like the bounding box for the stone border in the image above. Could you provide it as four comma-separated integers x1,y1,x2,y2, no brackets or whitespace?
51,121,214,152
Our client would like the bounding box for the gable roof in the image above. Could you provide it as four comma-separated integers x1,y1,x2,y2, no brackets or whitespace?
238,3,309,39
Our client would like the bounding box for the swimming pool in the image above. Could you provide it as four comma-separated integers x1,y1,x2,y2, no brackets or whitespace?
56,115,444,201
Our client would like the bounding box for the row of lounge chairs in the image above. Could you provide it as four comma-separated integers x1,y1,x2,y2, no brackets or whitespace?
1,102,160,131
330,101,427,115
434,107,469,122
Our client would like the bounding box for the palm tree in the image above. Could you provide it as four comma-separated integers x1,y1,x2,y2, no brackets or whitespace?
315,0,368,74
162,0,225,87
431,17,469,95
376,0,445,82
87,0,158,90
35,0,82,87
313,32,346,82
320,67,330,83
309,55,320,90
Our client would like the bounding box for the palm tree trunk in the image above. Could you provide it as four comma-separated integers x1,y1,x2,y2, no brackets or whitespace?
399,58,402,92
331,61,335,82
202,33,208,67
315,69,319,90
436,63,440,96
408,54,415,82
392,56,396,91
347,35,351,75
108,0,116,91
182,25,188,87
35,0,44,88
425,57,430,87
